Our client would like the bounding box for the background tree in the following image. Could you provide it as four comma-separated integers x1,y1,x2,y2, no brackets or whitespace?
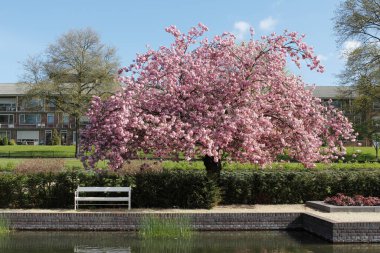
51,129,61,146
21,28,120,156
335,0,380,141
81,24,355,176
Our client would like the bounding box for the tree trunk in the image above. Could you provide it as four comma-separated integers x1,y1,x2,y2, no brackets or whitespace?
203,155,222,178
75,117,80,158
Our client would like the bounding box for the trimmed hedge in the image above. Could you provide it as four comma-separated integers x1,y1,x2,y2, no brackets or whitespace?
220,170,380,204
0,169,380,209
0,170,219,209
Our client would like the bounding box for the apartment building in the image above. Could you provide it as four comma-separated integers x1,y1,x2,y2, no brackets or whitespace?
0,83,374,146
0,83,77,145
312,85,353,111
312,85,380,125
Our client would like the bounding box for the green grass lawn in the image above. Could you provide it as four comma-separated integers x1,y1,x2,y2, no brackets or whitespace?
0,146,379,172
0,144,376,160
0,145,75,158
345,146,379,161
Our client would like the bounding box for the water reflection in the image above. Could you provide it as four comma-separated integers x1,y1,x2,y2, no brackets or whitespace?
0,231,379,253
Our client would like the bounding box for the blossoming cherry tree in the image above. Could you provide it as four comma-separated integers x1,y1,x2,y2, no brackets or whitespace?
81,24,355,176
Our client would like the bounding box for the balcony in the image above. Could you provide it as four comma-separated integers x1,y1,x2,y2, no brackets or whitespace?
0,124,14,128
0,105,16,112
17,106,44,112
56,123,74,129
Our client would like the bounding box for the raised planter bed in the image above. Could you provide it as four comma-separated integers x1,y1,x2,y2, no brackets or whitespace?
306,201,380,212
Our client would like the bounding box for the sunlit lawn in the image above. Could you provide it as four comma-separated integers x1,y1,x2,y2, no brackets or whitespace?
0,145,75,158
0,146,378,171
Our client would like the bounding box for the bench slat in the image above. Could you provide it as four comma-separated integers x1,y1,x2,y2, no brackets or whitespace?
77,187,131,192
75,186,131,210
76,197,130,201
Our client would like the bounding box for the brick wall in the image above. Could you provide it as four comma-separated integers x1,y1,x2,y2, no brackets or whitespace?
0,212,303,231
2,211,380,243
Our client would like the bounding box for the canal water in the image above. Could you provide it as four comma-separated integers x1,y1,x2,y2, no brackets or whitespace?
0,231,379,253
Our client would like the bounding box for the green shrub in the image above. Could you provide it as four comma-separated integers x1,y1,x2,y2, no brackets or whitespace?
52,129,61,145
2,137,8,146
8,139,16,146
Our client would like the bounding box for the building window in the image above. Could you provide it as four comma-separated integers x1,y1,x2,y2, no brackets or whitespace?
19,114,41,125
0,98,16,112
0,131,10,139
45,130,52,145
16,130,39,145
373,101,380,110
353,115,362,124
80,116,89,125
372,116,380,128
29,98,43,107
63,113,69,126
331,100,342,108
60,130,68,145
47,98,56,108
47,113,55,126
0,114,14,125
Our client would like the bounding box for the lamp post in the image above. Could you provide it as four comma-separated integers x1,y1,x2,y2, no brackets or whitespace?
372,133,380,162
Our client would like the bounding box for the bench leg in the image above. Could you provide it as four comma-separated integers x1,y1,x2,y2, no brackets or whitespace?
129,191,131,210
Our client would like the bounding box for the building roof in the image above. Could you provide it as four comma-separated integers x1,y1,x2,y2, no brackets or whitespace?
311,86,353,99
0,83,28,96
0,83,354,99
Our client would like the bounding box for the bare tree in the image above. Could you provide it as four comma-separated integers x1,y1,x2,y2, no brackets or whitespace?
21,28,120,157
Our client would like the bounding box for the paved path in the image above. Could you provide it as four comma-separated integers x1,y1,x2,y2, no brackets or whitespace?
1,204,380,222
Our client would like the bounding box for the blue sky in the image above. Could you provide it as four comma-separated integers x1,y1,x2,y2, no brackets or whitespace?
0,0,352,86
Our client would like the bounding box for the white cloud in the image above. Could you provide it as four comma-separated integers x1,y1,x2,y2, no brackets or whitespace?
317,54,328,61
259,16,278,31
233,21,251,40
341,40,361,57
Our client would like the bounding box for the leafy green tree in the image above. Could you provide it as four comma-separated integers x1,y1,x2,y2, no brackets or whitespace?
21,28,120,156
335,0,380,142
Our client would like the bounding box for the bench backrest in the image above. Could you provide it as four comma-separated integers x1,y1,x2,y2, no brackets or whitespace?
77,187,131,192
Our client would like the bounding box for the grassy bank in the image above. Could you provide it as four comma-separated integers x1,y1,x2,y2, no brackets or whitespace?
0,145,75,158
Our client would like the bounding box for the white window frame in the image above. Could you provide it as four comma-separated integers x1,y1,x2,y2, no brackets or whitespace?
19,114,41,125
47,113,55,125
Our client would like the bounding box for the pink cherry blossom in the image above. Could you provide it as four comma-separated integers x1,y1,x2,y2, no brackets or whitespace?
81,23,355,171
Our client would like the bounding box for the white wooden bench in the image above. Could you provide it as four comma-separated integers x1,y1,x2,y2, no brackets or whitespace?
74,187,131,210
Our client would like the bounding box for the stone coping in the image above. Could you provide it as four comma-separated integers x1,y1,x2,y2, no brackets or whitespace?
0,204,309,213
306,201,380,213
